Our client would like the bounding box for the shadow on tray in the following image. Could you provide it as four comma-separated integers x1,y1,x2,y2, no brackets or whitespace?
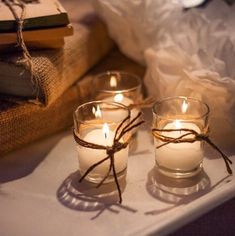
57,171,137,219
0,132,70,183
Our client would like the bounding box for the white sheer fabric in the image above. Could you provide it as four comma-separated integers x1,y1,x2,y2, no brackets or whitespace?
93,0,235,146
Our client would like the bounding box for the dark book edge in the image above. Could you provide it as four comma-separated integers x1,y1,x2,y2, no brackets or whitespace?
0,13,70,33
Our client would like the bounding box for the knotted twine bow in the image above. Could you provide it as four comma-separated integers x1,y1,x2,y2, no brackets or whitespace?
3,0,40,100
73,112,144,203
152,127,233,175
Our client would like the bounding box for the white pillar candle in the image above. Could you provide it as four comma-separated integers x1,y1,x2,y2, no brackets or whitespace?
77,123,129,181
103,93,139,120
155,120,203,171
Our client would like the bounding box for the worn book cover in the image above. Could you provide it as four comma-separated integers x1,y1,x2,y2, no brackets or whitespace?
0,25,73,46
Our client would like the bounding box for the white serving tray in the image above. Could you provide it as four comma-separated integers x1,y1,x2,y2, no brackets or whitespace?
0,112,235,236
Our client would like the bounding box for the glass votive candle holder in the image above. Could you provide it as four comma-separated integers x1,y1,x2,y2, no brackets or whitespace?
152,97,210,178
92,71,143,120
73,101,131,184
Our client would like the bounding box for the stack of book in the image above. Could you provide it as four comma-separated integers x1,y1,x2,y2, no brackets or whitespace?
0,0,73,49
0,0,145,156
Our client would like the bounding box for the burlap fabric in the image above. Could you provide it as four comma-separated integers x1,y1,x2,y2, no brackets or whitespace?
0,78,86,156
0,13,114,105
0,50,145,156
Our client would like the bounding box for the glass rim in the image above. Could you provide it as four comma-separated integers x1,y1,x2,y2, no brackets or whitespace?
94,70,142,94
152,96,210,120
74,100,131,124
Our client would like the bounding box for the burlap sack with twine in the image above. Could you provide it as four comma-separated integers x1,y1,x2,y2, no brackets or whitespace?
0,14,114,105
0,50,145,156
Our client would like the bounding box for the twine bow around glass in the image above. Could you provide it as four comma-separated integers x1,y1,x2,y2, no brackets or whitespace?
73,101,144,203
152,97,232,178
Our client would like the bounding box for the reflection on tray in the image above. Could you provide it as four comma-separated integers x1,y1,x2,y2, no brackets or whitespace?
147,167,211,203
145,167,231,215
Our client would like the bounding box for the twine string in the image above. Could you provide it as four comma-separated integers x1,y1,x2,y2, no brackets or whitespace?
152,128,233,175
115,112,143,141
128,97,155,110
3,0,40,100
98,97,155,111
73,112,144,203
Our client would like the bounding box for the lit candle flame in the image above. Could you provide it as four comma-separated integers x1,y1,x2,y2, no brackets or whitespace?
114,93,124,103
182,99,188,114
110,76,117,88
92,105,102,118
102,123,109,140
174,120,182,129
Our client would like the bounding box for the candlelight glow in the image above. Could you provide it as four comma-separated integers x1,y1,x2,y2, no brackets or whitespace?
110,76,117,88
102,123,109,139
92,105,102,118
174,120,182,129
114,93,124,103
182,99,188,114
